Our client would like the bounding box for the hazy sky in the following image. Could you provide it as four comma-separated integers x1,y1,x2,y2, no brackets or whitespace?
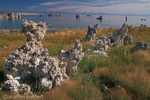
0,0,150,15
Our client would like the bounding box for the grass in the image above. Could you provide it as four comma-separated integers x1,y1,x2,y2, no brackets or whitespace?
79,56,109,73
0,27,150,100
44,80,102,100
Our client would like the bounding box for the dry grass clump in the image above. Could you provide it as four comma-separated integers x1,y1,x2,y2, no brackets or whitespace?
92,67,109,77
92,67,132,100
129,27,150,43
44,80,102,100
130,50,150,67
44,29,87,44
118,68,150,99
92,63,150,99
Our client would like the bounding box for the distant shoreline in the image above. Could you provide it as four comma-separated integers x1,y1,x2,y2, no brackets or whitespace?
0,12,42,15
17,12,42,15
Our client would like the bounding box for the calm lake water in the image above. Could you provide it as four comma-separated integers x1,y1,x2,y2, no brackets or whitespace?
0,14,150,29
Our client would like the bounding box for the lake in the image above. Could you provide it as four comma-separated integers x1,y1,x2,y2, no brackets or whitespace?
0,14,150,29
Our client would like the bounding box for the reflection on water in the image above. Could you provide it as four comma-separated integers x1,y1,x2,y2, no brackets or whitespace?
0,14,150,29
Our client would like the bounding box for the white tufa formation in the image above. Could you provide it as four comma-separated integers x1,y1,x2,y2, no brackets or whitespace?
3,20,69,92
90,37,110,57
3,75,31,92
111,24,133,46
89,24,133,56
86,24,101,41
58,39,84,74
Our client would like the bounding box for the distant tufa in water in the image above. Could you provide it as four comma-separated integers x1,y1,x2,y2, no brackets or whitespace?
0,12,21,21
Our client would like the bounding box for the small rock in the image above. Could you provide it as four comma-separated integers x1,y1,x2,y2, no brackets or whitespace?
131,41,149,51
4,46,8,48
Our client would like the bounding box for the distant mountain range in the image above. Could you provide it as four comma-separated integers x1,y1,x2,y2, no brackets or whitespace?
17,12,41,15
42,11,150,16
0,10,150,16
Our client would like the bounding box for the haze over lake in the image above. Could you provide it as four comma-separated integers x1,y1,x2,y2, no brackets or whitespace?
0,14,149,29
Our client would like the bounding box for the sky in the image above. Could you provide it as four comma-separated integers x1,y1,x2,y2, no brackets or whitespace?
0,0,150,15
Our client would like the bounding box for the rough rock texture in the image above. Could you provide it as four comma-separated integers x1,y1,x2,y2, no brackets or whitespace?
58,39,84,74
89,24,133,56
111,24,129,46
131,41,149,51
90,37,110,57
86,24,101,41
2,75,31,92
101,24,133,47
3,20,69,92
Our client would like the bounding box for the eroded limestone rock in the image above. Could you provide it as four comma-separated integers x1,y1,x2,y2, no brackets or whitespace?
89,24,133,56
131,41,149,51
90,37,110,57
111,24,133,46
3,20,69,92
58,39,84,74
2,75,31,92
111,24,128,46
86,24,101,41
